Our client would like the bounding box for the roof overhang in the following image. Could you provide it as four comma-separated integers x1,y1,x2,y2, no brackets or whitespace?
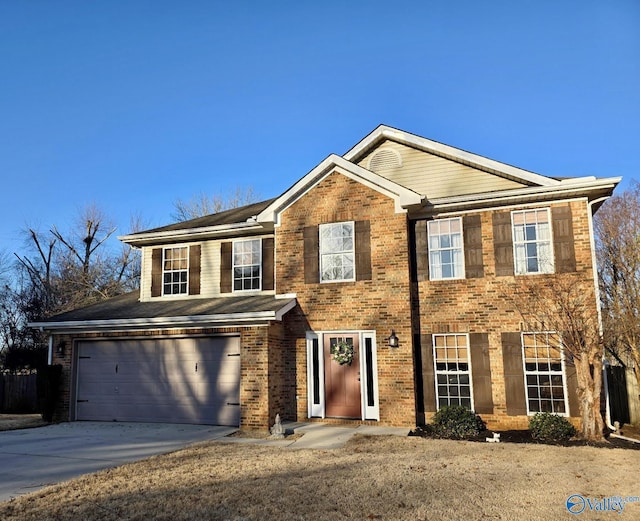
119,221,268,247
418,176,622,214
344,125,562,187
257,154,423,224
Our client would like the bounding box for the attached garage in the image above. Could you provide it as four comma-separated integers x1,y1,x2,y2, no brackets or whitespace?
75,336,241,426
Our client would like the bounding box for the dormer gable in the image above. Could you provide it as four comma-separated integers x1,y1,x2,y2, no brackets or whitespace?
257,154,422,225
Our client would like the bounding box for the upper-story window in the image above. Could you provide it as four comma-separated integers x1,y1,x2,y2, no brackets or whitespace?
428,217,464,280
320,222,355,282
512,209,554,275
522,332,568,415
233,239,262,291
163,246,188,295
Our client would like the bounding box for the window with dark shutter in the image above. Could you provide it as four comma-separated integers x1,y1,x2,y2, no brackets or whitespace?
552,206,577,273
463,215,484,279
220,242,232,293
303,226,319,284
502,332,527,416
355,220,372,281
151,248,163,297
469,333,493,414
262,237,275,291
493,212,514,276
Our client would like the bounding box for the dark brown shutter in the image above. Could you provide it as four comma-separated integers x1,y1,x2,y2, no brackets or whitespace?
463,215,484,279
262,237,274,291
303,225,319,284
564,354,580,417
151,248,163,297
355,220,372,281
188,244,201,295
220,242,232,293
552,206,576,273
414,220,429,281
421,334,437,413
469,333,493,414
502,332,527,416
493,212,514,276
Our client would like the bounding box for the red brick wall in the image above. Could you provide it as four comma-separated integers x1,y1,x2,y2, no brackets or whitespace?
414,200,596,430
277,170,416,427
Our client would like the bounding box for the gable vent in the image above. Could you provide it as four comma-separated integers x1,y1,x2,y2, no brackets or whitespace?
367,148,402,172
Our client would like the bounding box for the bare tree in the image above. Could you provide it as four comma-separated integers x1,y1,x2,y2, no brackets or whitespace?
507,276,605,441
14,205,140,316
14,228,58,315
171,186,260,222
595,181,640,387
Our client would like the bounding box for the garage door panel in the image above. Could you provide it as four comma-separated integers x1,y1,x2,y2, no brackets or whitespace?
76,336,241,426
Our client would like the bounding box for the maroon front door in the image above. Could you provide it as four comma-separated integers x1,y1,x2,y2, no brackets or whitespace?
324,334,361,418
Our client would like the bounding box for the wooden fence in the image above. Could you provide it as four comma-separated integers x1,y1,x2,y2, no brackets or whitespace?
0,373,38,413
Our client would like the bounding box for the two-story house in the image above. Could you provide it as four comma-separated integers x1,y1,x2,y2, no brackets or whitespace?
34,126,620,431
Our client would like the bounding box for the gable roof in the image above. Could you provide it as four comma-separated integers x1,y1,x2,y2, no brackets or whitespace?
121,125,621,245
344,125,561,188
30,291,297,332
256,153,423,225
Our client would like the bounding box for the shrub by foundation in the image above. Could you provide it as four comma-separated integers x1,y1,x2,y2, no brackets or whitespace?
529,412,576,441
431,405,486,439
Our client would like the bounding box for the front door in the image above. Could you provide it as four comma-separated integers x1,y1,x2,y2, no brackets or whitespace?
324,334,361,418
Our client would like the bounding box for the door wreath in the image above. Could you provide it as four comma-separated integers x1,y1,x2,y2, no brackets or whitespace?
330,340,355,365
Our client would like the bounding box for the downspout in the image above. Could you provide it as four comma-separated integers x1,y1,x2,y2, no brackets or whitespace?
45,329,53,366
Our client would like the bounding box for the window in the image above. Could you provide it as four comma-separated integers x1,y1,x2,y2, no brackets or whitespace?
320,222,355,282
522,332,568,415
428,218,464,280
233,239,261,291
512,209,553,275
163,247,188,295
433,333,473,409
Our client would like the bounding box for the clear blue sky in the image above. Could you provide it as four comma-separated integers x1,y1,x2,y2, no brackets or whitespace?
1,1,638,258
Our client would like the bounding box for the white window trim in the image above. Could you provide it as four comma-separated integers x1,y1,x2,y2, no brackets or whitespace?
306,330,379,421
427,217,465,281
319,221,356,283
511,208,555,275
232,238,262,292
162,246,189,297
521,331,570,417
361,331,380,421
306,332,324,418
432,333,475,411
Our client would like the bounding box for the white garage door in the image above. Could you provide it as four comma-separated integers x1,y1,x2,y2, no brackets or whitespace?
76,336,241,426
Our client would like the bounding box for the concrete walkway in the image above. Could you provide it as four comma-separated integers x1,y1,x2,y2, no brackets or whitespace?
0,421,410,502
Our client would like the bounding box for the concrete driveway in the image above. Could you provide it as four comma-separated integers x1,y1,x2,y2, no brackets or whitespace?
0,421,235,502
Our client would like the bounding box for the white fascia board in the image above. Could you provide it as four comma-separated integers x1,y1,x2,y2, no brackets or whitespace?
257,154,422,224
30,311,282,332
426,176,621,211
274,298,297,320
344,125,560,187
118,222,265,246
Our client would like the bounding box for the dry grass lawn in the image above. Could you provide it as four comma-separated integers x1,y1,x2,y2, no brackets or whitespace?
0,414,46,432
1,435,639,520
